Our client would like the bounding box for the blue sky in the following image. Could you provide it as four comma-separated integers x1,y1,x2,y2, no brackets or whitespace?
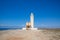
0,0,60,28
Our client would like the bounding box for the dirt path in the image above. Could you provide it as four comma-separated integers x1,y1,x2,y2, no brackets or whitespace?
0,30,60,40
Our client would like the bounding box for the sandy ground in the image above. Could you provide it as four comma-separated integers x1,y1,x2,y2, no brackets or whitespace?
0,29,60,40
